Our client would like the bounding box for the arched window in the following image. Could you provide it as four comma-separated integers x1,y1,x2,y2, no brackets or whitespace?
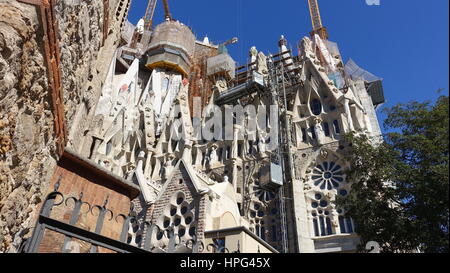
311,193,334,237
310,99,322,115
338,213,354,234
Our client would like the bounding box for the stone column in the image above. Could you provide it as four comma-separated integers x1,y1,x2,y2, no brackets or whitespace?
343,99,354,131
231,159,239,192
232,125,241,159
144,148,154,179
182,139,193,164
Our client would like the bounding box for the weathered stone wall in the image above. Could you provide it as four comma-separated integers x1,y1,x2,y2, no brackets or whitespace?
0,0,131,252
54,0,106,124
0,0,57,252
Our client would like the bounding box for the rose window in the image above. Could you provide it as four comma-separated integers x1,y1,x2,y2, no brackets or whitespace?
311,161,344,190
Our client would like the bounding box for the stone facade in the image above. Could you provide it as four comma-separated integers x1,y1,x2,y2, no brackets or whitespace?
1,1,384,253
72,13,383,252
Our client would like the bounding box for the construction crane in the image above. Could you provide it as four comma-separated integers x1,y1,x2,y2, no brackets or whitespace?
221,37,238,47
143,0,158,31
217,37,238,53
143,0,172,31
217,37,238,54
162,0,172,21
307,0,328,40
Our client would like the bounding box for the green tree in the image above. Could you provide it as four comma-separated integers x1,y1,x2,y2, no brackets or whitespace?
338,95,449,253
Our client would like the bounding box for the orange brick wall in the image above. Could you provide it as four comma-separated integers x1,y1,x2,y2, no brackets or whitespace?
35,154,136,253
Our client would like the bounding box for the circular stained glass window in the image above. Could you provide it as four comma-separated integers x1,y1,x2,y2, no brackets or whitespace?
311,161,344,190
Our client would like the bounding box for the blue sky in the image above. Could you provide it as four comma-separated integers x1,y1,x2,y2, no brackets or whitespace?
127,0,449,132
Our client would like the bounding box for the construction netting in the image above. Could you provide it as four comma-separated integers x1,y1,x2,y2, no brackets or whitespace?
344,58,383,83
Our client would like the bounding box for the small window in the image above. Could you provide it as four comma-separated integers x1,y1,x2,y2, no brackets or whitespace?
310,126,317,139
301,128,307,142
333,120,341,134
323,122,330,136
346,218,354,233
313,219,319,237
310,99,322,115
339,216,346,233
319,216,326,236
326,217,333,235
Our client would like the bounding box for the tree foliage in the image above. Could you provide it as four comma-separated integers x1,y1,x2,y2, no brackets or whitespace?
338,95,449,253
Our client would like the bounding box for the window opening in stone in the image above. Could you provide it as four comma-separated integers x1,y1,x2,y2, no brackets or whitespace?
311,99,322,115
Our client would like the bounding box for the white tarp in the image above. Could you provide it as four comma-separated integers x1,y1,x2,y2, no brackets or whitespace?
314,34,337,71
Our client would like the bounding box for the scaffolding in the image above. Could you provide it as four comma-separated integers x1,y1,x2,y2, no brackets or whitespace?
265,48,301,254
